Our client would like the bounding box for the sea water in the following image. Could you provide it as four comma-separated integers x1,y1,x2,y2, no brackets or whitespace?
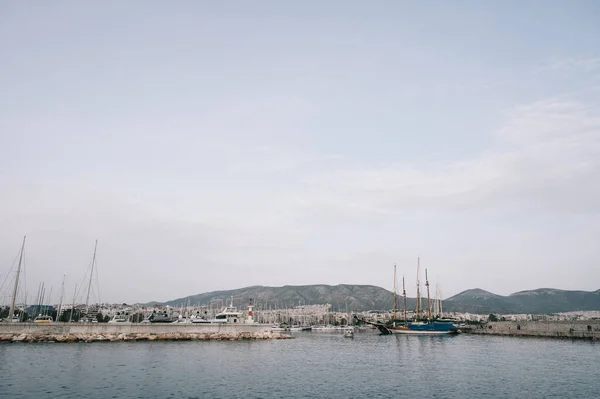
0,331,598,398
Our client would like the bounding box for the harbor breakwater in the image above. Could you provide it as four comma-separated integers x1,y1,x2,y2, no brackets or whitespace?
0,323,292,343
464,320,600,340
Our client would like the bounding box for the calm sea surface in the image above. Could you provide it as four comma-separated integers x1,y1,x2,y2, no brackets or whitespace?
0,331,598,399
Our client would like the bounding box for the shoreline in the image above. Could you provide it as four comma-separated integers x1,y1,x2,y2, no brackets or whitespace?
0,331,292,343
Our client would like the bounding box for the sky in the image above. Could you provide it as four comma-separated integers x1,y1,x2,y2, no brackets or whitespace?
1,1,599,304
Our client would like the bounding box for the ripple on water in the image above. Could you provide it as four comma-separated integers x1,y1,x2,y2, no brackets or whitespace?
0,334,598,399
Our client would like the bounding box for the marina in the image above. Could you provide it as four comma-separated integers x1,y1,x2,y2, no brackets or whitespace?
2,239,599,342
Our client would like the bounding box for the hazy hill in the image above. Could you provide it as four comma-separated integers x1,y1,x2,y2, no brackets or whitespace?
151,285,600,314
440,289,513,314
443,288,600,314
162,284,401,311
507,288,600,314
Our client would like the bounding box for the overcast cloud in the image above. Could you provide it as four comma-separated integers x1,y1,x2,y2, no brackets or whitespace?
1,2,599,304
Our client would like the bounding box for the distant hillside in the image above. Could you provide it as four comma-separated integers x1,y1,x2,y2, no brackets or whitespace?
151,285,600,314
440,289,512,314
444,288,600,314
161,284,401,312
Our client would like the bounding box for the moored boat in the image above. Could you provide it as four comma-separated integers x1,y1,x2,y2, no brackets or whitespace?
289,325,312,332
363,261,459,335
373,319,458,335
108,312,130,323
212,297,243,323
148,310,174,323
33,314,53,323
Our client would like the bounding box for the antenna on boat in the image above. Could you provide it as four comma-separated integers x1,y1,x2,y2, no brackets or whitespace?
9,236,26,322
402,275,407,327
425,268,431,321
85,240,98,316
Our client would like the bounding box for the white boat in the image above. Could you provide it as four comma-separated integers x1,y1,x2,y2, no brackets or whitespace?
190,315,211,324
271,324,289,332
33,314,53,323
172,315,192,324
344,329,354,338
212,297,243,323
108,312,130,323
313,325,345,332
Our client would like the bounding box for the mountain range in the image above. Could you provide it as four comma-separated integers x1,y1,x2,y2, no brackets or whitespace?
444,288,600,314
153,285,600,314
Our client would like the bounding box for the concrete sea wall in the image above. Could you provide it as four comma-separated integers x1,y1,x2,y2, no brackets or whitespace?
0,323,291,343
464,320,600,340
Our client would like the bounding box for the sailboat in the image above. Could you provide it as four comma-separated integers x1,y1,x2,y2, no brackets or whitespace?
364,261,459,335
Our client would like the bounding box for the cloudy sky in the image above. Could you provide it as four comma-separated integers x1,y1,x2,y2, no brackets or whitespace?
1,2,599,304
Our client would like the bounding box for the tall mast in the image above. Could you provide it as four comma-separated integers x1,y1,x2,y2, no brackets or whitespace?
85,240,98,315
433,283,438,316
393,264,397,322
425,268,431,321
69,283,77,322
402,275,407,326
57,275,66,322
439,286,443,317
415,257,421,319
9,236,26,321
34,282,42,316
45,286,52,316
435,283,441,317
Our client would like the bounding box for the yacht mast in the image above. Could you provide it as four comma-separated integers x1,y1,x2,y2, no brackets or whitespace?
425,268,431,321
415,257,421,319
57,275,66,322
85,240,98,315
34,282,42,317
402,275,407,326
439,286,443,317
69,283,77,322
393,264,397,322
9,236,26,321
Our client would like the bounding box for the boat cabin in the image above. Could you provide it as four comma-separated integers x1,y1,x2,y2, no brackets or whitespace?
214,305,243,323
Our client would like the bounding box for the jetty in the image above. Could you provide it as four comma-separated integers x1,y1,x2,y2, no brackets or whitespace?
0,323,292,343
463,320,600,340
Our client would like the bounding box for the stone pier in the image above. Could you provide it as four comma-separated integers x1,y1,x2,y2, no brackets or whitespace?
0,322,292,343
463,320,600,340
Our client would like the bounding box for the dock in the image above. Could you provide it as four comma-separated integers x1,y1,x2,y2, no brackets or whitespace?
462,320,600,340
0,322,291,342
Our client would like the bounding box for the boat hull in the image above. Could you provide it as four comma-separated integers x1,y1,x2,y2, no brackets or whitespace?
367,320,459,335
388,328,458,335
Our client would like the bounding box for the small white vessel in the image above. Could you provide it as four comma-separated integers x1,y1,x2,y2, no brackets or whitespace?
270,324,289,332
344,329,354,338
190,312,211,323
172,315,192,324
33,314,53,323
108,312,130,323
